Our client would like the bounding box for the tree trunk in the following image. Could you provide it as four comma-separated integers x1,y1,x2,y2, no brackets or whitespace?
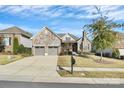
100,51,103,62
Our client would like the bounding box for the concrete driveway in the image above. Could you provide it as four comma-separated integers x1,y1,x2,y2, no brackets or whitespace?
0,56,60,82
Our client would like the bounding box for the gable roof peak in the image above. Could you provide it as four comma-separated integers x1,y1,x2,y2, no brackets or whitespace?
43,26,48,29
43,26,50,30
0,26,18,30
0,26,32,37
12,26,19,28
31,26,61,40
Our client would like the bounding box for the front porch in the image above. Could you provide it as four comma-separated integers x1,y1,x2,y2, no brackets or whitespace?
61,42,77,55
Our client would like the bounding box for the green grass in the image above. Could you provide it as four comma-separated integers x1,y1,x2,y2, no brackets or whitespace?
0,55,23,65
57,55,124,68
58,70,124,78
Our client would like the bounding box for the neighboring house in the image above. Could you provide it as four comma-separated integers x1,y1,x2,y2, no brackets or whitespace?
0,26,32,53
96,32,124,57
31,27,91,56
114,32,124,57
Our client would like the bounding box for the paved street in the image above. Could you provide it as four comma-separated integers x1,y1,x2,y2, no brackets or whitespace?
0,81,124,88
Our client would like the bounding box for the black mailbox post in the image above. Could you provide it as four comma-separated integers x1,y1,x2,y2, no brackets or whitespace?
71,54,75,74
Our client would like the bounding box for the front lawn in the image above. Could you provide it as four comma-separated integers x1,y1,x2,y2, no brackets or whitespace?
0,55,23,65
58,70,124,78
57,55,124,68
57,55,71,67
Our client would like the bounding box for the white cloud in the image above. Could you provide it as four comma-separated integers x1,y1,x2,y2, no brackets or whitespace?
108,10,124,20
0,5,66,18
0,22,82,37
0,22,39,35
19,26,39,34
0,5,123,20
66,5,122,20
0,23,14,29
0,5,54,17
60,6,124,20
54,27,82,37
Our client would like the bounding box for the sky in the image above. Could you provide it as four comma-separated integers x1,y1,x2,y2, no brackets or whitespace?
0,5,124,37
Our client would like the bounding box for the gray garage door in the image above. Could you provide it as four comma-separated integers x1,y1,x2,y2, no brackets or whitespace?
35,46,45,55
48,46,58,55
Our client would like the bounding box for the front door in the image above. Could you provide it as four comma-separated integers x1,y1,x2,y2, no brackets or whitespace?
72,43,77,52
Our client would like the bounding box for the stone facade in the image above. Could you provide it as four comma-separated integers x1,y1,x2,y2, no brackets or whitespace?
61,33,76,43
77,31,91,53
60,33,78,54
32,28,61,46
32,27,61,55
32,27,92,55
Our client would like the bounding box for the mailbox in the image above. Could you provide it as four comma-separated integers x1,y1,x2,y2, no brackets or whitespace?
71,55,75,74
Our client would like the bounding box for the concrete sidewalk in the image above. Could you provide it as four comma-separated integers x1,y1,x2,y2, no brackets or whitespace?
62,67,124,71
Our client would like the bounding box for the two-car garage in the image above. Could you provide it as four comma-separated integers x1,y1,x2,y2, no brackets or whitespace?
34,46,58,56
32,27,61,56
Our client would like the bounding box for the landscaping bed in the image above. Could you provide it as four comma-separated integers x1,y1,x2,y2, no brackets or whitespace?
57,55,124,68
0,55,23,65
58,70,124,78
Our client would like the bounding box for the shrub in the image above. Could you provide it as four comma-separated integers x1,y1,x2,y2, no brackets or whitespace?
13,37,32,56
112,49,120,58
24,48,32,56
68,51,72,55
17,44,32,56
17,44,25,54
13,37,19,54
0,45,4,52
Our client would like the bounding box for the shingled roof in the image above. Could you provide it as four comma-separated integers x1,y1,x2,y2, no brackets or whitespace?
0,26,32,38
57,33,79,40
57,33,66,38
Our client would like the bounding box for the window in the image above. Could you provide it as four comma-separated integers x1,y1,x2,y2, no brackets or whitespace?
88,44,90,50
66,37,71,41
84,46,87,50
3,37,11,46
